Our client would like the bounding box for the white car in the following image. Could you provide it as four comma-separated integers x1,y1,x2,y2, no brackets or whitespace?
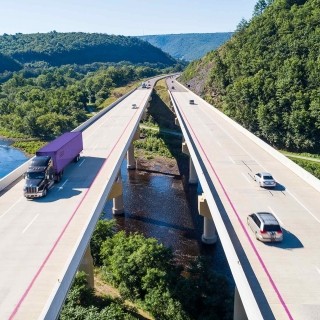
254,172,276,188
247,212,283,242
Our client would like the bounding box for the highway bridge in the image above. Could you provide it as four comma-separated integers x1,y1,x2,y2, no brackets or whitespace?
169,77,320,320
0,75,320,320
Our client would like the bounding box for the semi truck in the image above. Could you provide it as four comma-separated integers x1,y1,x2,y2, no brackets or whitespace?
23,131,83,199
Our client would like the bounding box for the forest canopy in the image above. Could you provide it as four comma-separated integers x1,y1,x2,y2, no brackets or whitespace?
0,32,178,67
0,64,167,141
181,0,320,152
0,52,21,73
0,32,184,143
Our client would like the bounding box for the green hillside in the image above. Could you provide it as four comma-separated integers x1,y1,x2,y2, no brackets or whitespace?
0,52,21,73
181,0,320,152
0,32,177,67
138,33,233,61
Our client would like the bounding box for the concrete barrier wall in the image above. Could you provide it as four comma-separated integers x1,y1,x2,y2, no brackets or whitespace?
177,81,320,193
0,159,32,192
0,87,137,193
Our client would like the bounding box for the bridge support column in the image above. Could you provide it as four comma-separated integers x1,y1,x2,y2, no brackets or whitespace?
108,173,124,215
78,246,94,289
198,193,217,244
127,127,140,169
182,141,198,185
233,286,247,320
189,158,198,184
142,102,150,120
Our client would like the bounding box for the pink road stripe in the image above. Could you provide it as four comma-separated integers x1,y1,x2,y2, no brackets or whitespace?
178,104,294,320
9,102,144,319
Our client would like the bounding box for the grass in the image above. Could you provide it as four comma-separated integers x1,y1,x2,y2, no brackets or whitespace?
12,140,46,156
153,79,171,106
280,150,320,160
279,150,320,179
94,268,154,320
0,128,28,139
134,79,185,161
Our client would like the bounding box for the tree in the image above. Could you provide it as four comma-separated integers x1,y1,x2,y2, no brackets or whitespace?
100,231,175,300
90,219,115,266
235,19,249,33
253,0,272,17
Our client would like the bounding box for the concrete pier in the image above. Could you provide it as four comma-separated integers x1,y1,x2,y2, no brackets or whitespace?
78,246,94,289
198,193,217,244
189,157,198,184
108,173,124,215
182,141,198,185
127,127,140,169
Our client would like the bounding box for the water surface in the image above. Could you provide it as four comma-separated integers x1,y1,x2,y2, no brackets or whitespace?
0,139,28,178
103,161,234,282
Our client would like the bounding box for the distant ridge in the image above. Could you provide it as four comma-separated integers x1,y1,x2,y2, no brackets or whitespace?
0,32,177,67
138,33,233,61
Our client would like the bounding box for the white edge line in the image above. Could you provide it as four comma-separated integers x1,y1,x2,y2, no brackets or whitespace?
0,197,23,219
58,179,68,191
22,214,40,234
78,159,86,167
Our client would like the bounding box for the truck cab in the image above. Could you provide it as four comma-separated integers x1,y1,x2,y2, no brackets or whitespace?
24,156,55,198
23,131,83,199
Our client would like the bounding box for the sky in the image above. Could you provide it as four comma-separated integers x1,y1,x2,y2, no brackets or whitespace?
0,0,258,36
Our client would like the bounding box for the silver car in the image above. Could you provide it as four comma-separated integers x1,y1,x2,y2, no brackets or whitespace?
254,172,276,188
247,212,283,242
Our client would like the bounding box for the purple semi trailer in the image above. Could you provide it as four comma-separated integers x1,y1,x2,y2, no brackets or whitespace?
23,132,83,198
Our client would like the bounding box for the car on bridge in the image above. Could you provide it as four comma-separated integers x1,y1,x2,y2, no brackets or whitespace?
247,212,283,242
254,172,276,188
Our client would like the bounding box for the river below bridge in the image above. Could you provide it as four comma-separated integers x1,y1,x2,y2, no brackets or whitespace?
103,158,234,283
